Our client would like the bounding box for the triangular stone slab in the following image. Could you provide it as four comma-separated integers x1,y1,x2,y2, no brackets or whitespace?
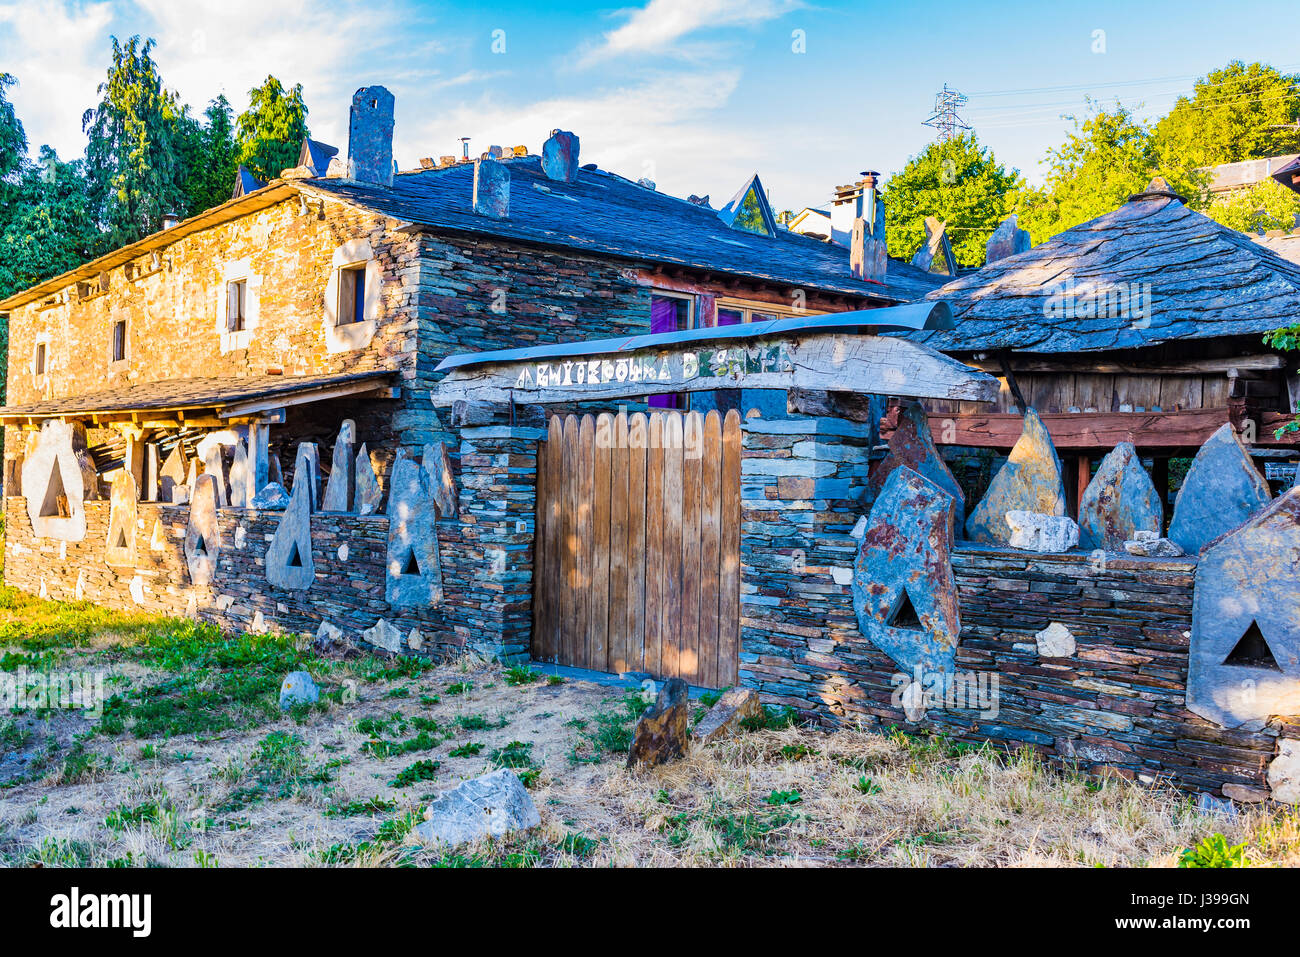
853,466,960,676
229,440,249,509
321,420,355,512
1077,442,1162,552
104,470,138,569
965,408,1065,545
421,441,456,518
1188,488,1300,729
292,442,320,512
1169,424,1271,555
869,401,965,527
20,419,87,541
150,518,167,552
266,479,314,591
385,456,443,607
184,473,221,585
159,443,187,503
201,442,228,508
354,443,382,516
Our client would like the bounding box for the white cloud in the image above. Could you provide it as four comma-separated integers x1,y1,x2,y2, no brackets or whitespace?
584,0,801,63
0,0,115,158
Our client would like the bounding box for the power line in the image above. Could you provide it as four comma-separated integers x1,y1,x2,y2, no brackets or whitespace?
922,84,972,141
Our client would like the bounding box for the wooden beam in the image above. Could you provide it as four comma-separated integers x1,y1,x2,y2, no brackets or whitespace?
967,354,1286,376
923,408,1236,451
217,383,399,419
433,332,998,407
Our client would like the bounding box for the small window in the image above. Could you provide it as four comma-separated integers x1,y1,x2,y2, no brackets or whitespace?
111,319,127,363
34,342,46,375
649,293,693,410
226,279,247,332
338,264,366,325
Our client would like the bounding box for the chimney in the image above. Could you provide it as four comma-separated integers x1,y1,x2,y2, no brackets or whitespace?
542,129,579,183
985,214,1031,263
347,86,395,187
161,213,180,229
473,158,510,219
849,171,887,283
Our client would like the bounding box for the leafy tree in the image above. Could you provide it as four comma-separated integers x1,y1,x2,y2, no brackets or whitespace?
1153,61,1300,169
1017,103,1206,245
177,95,240,215
0,72,26,183
882,134,1023,267
236,76,309,182
82,35,188,244
1205,179,1300,234
0,147,99,300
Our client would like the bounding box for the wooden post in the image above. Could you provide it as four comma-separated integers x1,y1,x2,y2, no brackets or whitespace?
1074,455,1092,518
1152,456,1170,532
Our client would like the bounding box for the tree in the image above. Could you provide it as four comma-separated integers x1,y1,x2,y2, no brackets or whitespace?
0,147,99,299
1017,103,1206,246
82,35,188,244
0,72,27,183
1205,179,1300,234
1153,61,1300,170
236,76,309,182
882,134,1023,267
177,95,240,215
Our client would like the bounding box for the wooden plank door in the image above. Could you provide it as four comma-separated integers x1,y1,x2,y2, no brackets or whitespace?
532,408,740,686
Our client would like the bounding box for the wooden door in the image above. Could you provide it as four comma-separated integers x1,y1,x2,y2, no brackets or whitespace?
532,409,741,687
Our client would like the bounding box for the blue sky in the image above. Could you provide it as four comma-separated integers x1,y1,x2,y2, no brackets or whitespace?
1,0,1297,213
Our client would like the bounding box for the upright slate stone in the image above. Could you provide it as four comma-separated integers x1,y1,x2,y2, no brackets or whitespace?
1169,424,1272,554
201,442,228,508
293,442,320,512
266,479,314,591
184,474,221,585
869,401,965,527
853,466,961,677
472,158,510,218
158,444,186,502
1077,442,1162,552
321,420,355,513
20,419,87,542
965,408,1066,545
985,214,1031,262
541,129,579,183
228,440,249,509
354,444,382,515
104,470,138,568
422,441,456,517
1188,489,1300,730
386,456,444,607
346,86,394,187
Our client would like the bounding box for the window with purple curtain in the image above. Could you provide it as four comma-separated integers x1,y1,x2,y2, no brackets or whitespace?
649,295,691,409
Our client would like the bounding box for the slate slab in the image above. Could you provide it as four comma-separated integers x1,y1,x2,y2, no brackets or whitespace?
1169,424,1271,555
869,400,965,527
1077,442,1162,551
293,442,320,512
627,678,690,768
354,443,382,515
386,457,444,607
21,419,87,542
184,474,221,585
321,420,355,512
966,408,1065,545
265,480,315,591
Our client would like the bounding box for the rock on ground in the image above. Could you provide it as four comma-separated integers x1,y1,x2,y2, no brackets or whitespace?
413,769,541,847
627,677,690,768
693,687,761,745
1268,740,1300,805
279,671,319,709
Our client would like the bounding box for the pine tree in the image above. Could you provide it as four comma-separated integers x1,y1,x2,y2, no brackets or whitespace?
236,76,309,182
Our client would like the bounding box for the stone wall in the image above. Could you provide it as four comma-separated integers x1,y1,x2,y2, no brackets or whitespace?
1,425,541,663
738,480,1288,795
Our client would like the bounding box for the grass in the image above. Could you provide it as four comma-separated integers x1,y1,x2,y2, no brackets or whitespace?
4,585,1300,868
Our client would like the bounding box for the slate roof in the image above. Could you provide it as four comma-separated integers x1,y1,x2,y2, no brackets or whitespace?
299,157,940,304
0,370,394,420
911,185,1300,354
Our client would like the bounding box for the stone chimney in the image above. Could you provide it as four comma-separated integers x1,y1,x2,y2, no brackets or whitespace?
473,158,510,219
542,129,579,183
985,214,1031,263
347,86,395,187
849,171,887,283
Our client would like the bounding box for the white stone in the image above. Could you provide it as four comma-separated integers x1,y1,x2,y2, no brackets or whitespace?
337,544,349,561
1005,510,1080,552
831,566,853,585
1268,739,1300,804
407,628,424,651
363,617,404,653
1035,621,1076,658
413,770,540,848
850,516,868,539
900,679,926,722
279,671,320,709
128,575,145,605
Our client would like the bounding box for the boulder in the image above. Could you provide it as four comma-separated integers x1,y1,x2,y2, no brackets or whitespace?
869,401,966,527
627,678,690,768
1168,424,1271,554
363,617,404,654
853,467,961,677
250,482,290,510
966,408,1066,544
1187,489,1300,730
1035,622,1076,658
279,671,319,709
692,687,761,745
1077,443,1162,551
1267,739,1300,805
413,769,541,847
1006,510,1079,552
312,621,359,660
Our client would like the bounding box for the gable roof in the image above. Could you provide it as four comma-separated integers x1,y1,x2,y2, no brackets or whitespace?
299,157,939,303
911,184,1300,354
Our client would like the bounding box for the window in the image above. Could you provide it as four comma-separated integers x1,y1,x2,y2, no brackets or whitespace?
649,293,694,410
226,279,247,332
34,342,46,376
111,319,127,363
338,264,366,325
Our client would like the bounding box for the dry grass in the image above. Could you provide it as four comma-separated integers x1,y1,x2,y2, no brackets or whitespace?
3,594,1299,867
